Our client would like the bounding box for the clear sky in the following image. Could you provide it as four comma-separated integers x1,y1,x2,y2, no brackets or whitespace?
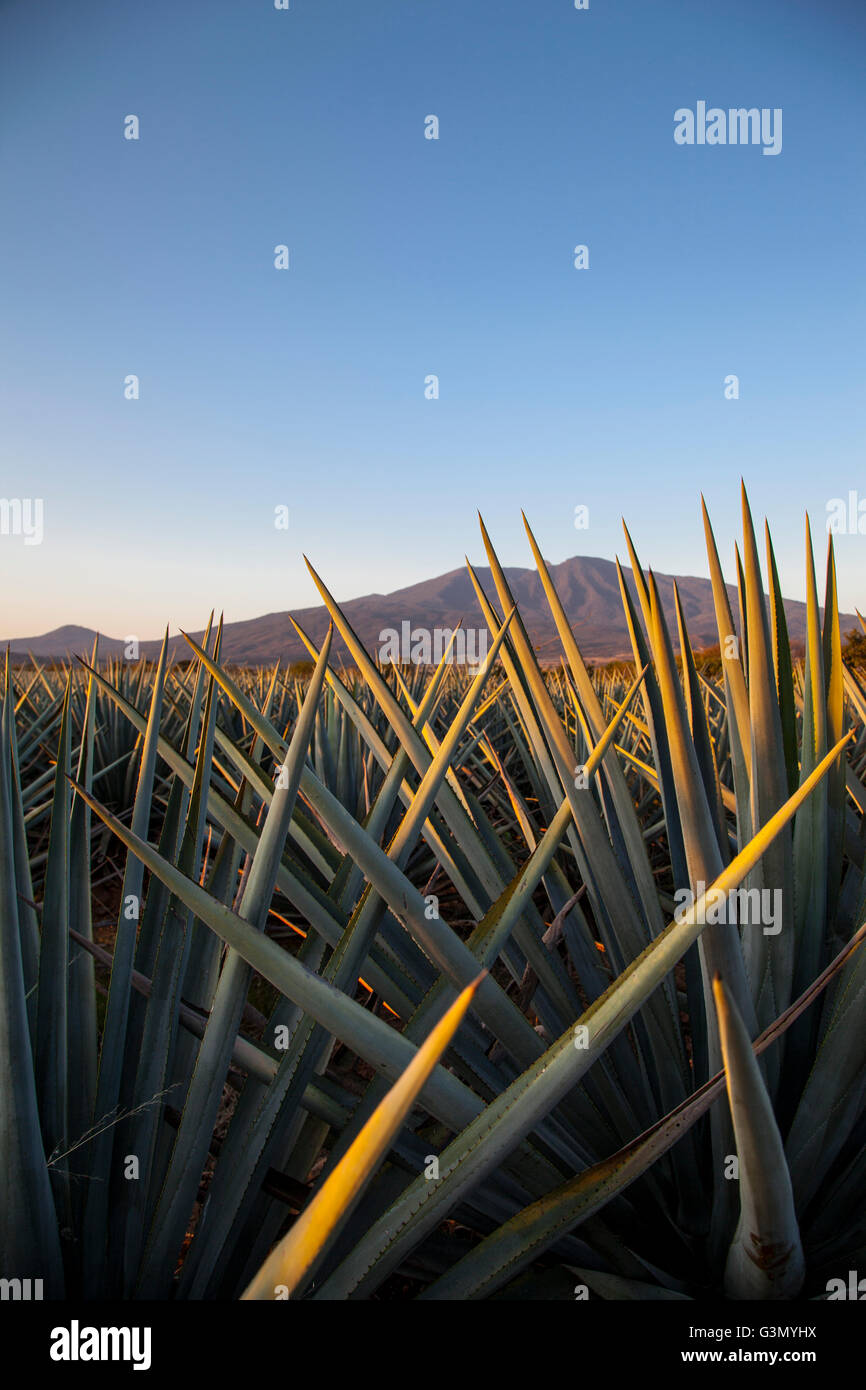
1,0,864,639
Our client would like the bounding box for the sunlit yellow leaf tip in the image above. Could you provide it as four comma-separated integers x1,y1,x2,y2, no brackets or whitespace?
241,973,485,1301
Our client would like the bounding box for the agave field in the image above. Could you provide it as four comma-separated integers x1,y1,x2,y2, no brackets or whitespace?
3,486,866,1302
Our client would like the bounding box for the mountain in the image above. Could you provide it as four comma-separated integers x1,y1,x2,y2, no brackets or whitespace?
3,555,858,666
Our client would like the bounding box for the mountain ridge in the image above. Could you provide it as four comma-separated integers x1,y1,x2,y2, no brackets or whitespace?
4,554,857,665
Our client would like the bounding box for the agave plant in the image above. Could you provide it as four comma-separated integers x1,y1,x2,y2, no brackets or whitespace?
1,485,864,1302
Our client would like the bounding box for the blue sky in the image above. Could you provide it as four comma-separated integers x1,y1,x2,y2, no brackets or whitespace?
1,0,865,638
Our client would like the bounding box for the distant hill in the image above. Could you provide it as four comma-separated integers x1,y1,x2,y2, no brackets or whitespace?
3,555,857,666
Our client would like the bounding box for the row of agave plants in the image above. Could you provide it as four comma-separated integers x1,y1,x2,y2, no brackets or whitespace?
2,485,865,1301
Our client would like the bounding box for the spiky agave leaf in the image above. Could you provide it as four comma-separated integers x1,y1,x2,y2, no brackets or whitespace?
713,976,805,1299
241,974,483,1300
